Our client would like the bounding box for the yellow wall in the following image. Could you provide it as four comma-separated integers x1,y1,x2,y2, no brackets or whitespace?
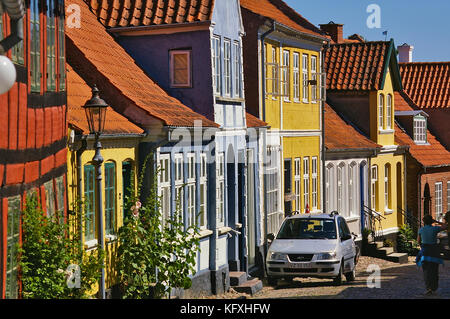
282,136,321,213
66,129,139,292
371,69,395,146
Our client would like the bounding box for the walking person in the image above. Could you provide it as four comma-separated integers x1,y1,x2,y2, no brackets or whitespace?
416,214,448,296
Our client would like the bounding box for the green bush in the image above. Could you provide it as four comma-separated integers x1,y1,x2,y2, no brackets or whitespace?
397,224,417,255
18,195,104,299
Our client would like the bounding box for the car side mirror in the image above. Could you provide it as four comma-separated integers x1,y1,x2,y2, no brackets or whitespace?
341,234,352,241
267,233,275,242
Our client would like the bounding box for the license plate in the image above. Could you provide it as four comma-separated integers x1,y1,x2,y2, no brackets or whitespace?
289,262,312,269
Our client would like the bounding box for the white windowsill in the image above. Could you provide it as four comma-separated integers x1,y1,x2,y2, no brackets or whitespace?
84,239,98,250
379,129,394,134
106,234,117,244
345,216,360,222
218,226,232,236
384,208,393,215
197,229,214,239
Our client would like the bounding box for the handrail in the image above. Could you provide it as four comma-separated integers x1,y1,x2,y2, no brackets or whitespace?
397,206,422,228
363,205,387,220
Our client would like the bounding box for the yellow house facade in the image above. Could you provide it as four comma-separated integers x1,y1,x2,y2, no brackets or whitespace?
66,66,144,296
324,38,407,240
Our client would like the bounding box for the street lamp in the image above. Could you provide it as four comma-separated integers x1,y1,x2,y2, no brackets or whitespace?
83,84,108,299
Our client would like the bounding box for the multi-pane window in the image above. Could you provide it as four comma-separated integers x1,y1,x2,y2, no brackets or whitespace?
386,94,392,129
5,196,20,299
216,153,225,225
435,182,443,221
233,41,241,97
44,180,55,219
384,164,391,210
264,44,268,95
159,154,171,226
30,0,41,92
348,163,356,216
303,157,310,210
47,0,56,91
447,181,450,212
84,164,96,242
212,36,221,94
0,13,3,40
174,154,184,221
281,50,289,99
199,153,207,229
302,54,309,102
311,157,318,210
293,53,300,101
170,50,191,87
58,0,65,91
187,153,196,228
272,47,279,96
266,147,282,233
371,165,378,211
311,56,318,103
224,39,232,96
337,163,343,213
55,176,65,222
104,162,116,236
294,158,301,212
378,94,384,129
325,165,331,212
414,117,427,143
11,19,24,65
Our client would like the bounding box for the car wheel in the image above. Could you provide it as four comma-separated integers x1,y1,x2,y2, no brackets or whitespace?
333,261,343,286
345,266,356,282
267,276,278,286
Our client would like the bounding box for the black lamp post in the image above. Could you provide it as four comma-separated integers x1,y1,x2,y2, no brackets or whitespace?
83,85,108,299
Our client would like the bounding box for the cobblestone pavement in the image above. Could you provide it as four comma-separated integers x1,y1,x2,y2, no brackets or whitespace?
203,256,450,299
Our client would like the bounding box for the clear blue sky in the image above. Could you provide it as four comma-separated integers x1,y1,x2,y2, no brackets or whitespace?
284,0,450,62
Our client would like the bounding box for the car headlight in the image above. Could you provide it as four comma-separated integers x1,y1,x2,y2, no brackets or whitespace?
316,252,337,260
268,252,288,261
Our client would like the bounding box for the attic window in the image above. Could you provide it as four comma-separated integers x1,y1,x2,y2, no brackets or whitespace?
170,50,192,88
413,116,427,143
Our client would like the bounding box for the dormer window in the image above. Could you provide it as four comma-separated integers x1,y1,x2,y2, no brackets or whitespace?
170,50,192,88
413,116,427,143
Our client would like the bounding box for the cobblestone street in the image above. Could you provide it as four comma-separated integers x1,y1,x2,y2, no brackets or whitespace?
207,256,450,299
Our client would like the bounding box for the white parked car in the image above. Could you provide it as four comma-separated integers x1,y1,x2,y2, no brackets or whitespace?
266,212,358,286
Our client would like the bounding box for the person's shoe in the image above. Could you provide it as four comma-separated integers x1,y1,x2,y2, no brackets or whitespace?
425,289,433,296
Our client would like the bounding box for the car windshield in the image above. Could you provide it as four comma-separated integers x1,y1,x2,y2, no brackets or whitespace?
276,218,337,240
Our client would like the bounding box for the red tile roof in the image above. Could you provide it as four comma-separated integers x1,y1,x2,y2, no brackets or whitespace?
246,112,268,128
324,41,392,91
66,0,219,128
85,0,215,28
399,62,450,109
240,0,327,39
325,103,380,151
394,92,450,167
67,65,144,135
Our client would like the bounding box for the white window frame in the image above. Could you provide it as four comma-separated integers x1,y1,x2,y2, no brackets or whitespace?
216,153,225,226
187,153,196,228
311,55,317,103
337,163,344,214
378,94,384,130
159,154,171,226
212,36,221,95
435,182,443,221
386,94,392,129
293,52,300,101
294,158,301,212
303,157,310,211
302,54,309,103
199,153,208,229
271,47,279,96
224,39,232,97
348,163,358,217
371,165,378,211
233,41,241,98
174,153,184,222
281,49,289,100
266,147,282,234
325,164,332,213
311,157,318,210
170,50,192,88
414,117,427,143
447,181,450,213
384,164,391,211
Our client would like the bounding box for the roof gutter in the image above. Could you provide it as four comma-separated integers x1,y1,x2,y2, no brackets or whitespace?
0,0,25,54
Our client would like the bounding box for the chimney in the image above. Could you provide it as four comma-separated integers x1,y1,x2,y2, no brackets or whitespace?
397,43,414,63
319,21,344,44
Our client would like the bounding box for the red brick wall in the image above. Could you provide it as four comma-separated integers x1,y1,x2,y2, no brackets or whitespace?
420,171,450,221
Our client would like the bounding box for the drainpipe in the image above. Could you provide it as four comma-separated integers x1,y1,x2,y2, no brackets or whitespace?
0,0,25,54
76,137,87,254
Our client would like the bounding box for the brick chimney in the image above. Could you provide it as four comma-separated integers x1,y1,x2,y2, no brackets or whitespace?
319,21,344,44
398,43,414,63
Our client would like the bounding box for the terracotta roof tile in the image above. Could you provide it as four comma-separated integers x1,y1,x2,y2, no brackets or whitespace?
394,92,450,167
399,62,450,109
324,41,390,91
67,65,144,135
246,113,268,128
325,103,380,151
67,0,219,128
240,0,326,39
86,0,215,28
